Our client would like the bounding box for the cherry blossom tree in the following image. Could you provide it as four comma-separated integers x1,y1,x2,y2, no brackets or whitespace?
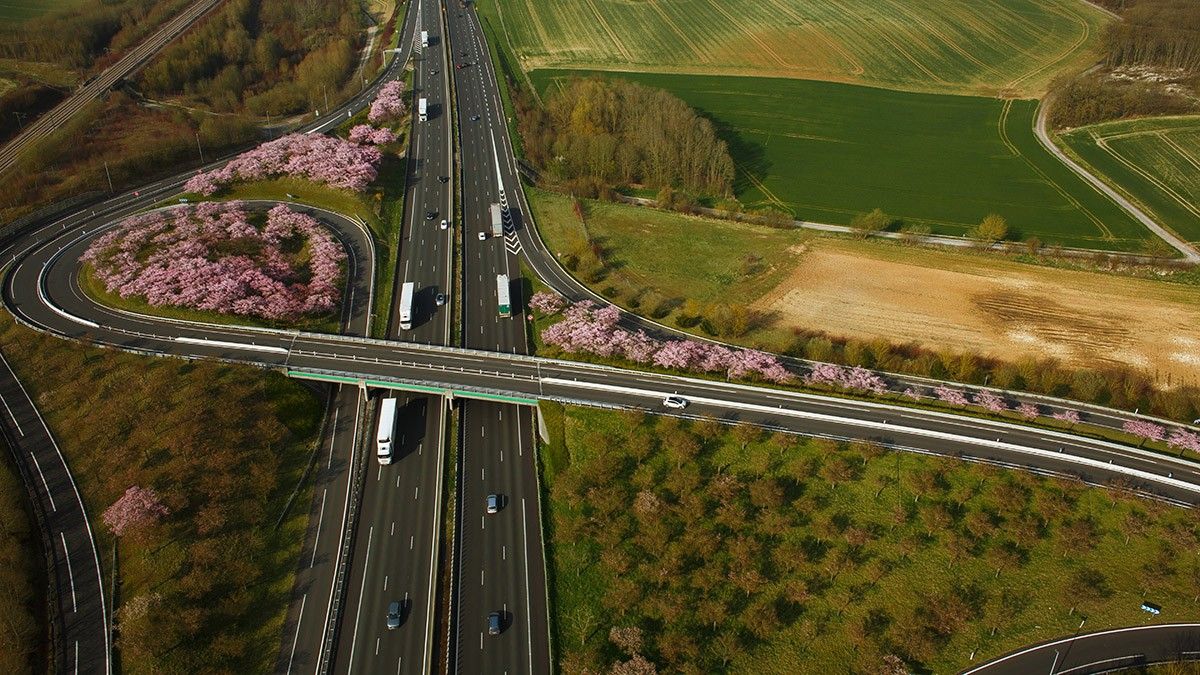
1167,428,1200,454
1123,419,1165,445
973,390,1008,414
184,133,383,195
103,486,169,537
1052,409,1081,426
1016,402,1040,420
348,124,398,145
83,203,347,321
901,387,922,401
934,385,969,406
368,80,407,124
529,291,566,315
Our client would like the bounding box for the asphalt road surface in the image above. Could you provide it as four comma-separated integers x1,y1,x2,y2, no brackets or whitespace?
333,0,455,671
962,623,1200,674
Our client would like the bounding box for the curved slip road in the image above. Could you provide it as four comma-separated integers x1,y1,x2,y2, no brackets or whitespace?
961,623,1200,675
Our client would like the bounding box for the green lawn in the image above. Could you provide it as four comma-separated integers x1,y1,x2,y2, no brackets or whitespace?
1058,116,1200,246
544,404,1200,674
0,0,86,22
478,0,1107,97
530,70,1151,251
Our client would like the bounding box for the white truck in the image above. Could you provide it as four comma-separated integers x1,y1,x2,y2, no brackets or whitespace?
399,281,415,330
490,203,503,238
418,97,428,122
496,274,511,317
377,397,398,464
420,30,429,48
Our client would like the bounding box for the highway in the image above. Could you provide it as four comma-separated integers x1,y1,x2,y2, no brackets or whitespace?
0,0,227,175
331,0,455,672
2,1,1200,671
443,4,553,673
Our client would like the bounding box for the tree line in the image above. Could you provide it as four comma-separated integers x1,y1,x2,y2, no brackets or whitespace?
0,0,193,68
1050,0,1200,128
517,77,735,197
137,0,363,116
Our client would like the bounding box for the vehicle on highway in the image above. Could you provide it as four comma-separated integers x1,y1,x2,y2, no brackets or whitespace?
431,69,438,75
387,600,402,629
470,114,480,121
496,274,511,318
399,281,415,330
425,210,437,220
488,611,502,635
436,293,446,307
662,395,689,409
421,30,429,48
377,398,398,464
438,175,449,183
490,203,504,237
478,231,487,241
486,493,499,514
440,218,449,230
418,97,428,122
455,63,463,70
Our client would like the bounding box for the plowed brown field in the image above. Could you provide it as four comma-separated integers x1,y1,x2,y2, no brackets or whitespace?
753,240,1200,386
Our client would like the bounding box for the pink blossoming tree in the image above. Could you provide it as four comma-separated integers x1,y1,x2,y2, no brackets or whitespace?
1016,402,1040,420
184,133,383,195
1052,409,1081,426
368,80,407,124
1123,419,1166,445
348,124,398,146
1167,429,1200,454
934,385,969,407
103,486,169,537
83,202,347,321
973,390,1008,414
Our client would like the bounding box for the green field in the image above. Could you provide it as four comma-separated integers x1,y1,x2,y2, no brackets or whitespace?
479,0,1107,97
1059,116,1200,246
0,0,86,22
544,404,1200,673
532,70,1150,250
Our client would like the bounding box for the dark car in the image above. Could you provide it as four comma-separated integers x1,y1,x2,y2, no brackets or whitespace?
436,293,446,307
438,175,450,183
387,601,402,630
425,210,437,220
488,611,502,635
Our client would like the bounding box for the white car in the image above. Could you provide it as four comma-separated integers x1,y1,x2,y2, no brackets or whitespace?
662,395,688,409
478,231,487,241
440,219,449,230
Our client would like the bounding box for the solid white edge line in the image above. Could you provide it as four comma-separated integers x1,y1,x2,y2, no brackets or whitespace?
174,336,288,354
540,377,1200,495
959,623,1200,674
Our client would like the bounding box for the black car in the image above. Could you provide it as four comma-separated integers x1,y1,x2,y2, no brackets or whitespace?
438,175,449,183
425,210,437,220
436,293,447,306
387,601,402,630
488,611,502,635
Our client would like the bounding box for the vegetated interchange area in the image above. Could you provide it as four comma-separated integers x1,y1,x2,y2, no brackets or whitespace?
543,404,1200,674
1059,116,1200,245
532,70,1150,250
485,0,1107,97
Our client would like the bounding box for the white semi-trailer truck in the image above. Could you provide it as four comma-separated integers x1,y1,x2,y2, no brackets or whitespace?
399,281,415,329
490,203,503,237
418,97,428,121
496,274,511,317
421,30,429,48
377,397,398,464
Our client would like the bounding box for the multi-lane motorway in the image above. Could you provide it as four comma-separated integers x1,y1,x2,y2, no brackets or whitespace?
4,0,1200,673
446,4,552,672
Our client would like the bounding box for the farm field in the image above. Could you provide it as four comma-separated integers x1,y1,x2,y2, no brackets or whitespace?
1058,116,1200,246
528,189,1200,387
478,0,1108,97
531,70,1151,251
0,0,87,22
543,403,1200,674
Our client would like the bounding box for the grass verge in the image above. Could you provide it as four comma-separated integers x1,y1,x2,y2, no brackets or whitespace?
0,311,323,672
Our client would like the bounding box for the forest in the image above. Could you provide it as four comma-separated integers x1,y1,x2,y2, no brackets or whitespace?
517,77,735,197
1051,0,1200,128
0,0,194,67
138,0,364,115
0,314,324,672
